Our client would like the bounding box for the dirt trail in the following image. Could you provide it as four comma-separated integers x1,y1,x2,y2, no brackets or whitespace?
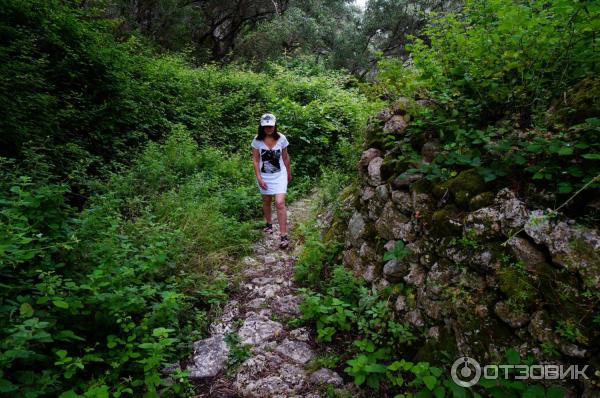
187,191,345,397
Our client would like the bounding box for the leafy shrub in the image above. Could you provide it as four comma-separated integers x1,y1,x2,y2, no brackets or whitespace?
368,0,600,205
0,126,271,396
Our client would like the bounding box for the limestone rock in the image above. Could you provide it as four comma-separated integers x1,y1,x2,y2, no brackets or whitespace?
495,188,530,233
367,157,384,186
392,172,423,189
348,212,366,246
559,343,588,359
362,264,377,282
273,295,301,316
238,314,283,345
376,108,393,121
383,259,408,282
426,326,440,340
247,297,267,310
310,368,343,386
290,327,310,342
375,201,411,241
367,190,386,221
421,141,440,163
391,190,412,214
376,184,389,201
524,210,600,288
359,242,378,262
404,263,427,286
463,207,503,238
395,295,407,312
412,191,434,214
359,148,382,176
426,262,459,298
361,186,375,203
278,363,308,389
494,301,530,328
275,339,315,364
507,236,546,271
342,249,362,273
405,310,424,327
470,250,494,269
187,335,229,379
384,240,396,252
383,115,409,134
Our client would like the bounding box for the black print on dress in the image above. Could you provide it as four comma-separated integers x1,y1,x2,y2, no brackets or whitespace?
260,149,281,173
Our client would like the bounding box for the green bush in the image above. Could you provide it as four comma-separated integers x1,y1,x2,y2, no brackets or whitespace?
368,0,600,203
1,0,376,197
0,126,264,396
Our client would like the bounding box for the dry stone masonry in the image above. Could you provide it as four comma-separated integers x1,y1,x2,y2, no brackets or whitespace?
319,100,600,396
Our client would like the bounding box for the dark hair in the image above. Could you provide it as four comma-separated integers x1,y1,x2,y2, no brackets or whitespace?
256,123,279,141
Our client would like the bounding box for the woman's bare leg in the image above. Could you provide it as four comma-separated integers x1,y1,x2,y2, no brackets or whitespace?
275,193,287,235
262,195,273,224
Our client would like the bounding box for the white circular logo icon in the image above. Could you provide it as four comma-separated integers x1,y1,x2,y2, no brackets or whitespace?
451,356,481,387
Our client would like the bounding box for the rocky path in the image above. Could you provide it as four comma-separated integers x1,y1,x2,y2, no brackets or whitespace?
185,192,345,397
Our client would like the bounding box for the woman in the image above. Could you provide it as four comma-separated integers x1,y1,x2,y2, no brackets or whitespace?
251,113,292,249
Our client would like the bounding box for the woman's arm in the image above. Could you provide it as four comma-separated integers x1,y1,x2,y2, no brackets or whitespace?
253,148,267,189
282,147,292,183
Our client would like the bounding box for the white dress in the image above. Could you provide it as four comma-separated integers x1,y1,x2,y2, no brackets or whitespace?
251,133,289,195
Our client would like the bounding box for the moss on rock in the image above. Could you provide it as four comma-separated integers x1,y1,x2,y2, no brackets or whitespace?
550,74,600,126
411,179,433,194
380,157,410,182
469,191,494,210
432,180,450,199
431,204,462,237
448,169,487,208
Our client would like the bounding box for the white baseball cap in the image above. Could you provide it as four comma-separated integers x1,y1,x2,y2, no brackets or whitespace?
260,113,276,126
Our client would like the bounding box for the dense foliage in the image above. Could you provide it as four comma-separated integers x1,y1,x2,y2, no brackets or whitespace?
294,206,567,397
366,0,600,211
2,0,599,396
293,0,599,396
0,1,375,396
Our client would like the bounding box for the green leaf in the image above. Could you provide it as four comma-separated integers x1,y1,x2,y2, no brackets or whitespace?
434,385,446,398
557,146,573,156
430,367,443,377
58,390,82,398
366,374,380,390
53,300,69,309
423,375,438,390
0,379,18,393
56,330,85,342
365,363,387,373
505,348,520,365
19,303,34,317
355,373,366,385
444,379,469,398
582,153,600,160
558,182,572,193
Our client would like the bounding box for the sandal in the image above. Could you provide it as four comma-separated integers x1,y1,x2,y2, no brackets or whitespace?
279,235,289,249
263,223,273,234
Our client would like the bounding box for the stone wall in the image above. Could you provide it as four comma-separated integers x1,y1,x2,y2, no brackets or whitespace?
319,102,600,396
